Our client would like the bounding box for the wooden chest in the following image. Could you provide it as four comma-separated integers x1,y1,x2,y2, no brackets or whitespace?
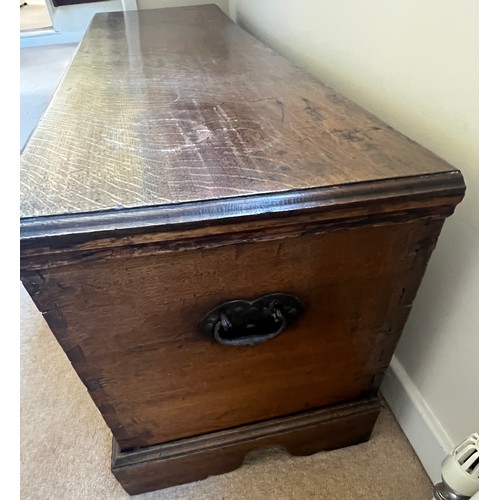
20,5,465,495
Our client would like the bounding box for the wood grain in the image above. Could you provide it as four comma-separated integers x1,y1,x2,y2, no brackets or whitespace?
111,398,380,495
21,217,443,450
20,4,460,219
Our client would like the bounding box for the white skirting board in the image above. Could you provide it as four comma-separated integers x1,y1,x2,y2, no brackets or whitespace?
20,30,84,49
380,356,455,485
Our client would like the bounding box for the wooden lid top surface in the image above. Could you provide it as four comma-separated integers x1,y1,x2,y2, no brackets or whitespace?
20,5,461,223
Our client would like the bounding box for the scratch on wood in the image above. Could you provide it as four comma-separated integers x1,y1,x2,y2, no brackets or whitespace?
275,241,283,257
275,99,285,123
42,305,68,329
332,129,364,142
301,97,324,121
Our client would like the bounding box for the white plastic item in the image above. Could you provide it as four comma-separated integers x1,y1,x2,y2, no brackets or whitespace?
441,433,479,497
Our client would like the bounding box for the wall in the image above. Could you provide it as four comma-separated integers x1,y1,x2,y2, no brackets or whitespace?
230,0,478,483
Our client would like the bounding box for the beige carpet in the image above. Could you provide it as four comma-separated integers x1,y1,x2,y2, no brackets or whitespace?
20,284,433,499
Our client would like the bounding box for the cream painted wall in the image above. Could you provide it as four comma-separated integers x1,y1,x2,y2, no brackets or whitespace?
230,0,478,478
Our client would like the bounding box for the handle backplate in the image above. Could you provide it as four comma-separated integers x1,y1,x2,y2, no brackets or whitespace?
198,293,304,346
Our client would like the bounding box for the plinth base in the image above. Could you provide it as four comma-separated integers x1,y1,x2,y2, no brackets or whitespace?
111,397,380,495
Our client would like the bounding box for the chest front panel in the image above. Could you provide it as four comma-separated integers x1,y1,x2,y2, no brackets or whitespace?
24,217,442,450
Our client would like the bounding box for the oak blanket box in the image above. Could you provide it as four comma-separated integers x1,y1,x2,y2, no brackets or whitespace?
20,5,465,495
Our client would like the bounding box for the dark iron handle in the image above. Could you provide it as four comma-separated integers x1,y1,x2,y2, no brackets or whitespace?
213,307,287,346
198,293,304,347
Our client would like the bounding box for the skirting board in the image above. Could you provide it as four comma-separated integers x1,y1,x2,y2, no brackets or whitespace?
20,30,84,49
380,355,455,484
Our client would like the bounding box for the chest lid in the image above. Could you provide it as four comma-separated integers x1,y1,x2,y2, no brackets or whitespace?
20,5,464,245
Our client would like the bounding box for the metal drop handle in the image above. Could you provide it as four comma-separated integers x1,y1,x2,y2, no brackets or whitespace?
198,293,304,346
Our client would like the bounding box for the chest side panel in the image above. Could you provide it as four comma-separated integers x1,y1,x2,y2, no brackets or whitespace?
22,217,444,449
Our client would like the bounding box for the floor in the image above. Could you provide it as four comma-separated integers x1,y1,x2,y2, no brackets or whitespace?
20,0,52,32
20,43,77,149
20,44,434,499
